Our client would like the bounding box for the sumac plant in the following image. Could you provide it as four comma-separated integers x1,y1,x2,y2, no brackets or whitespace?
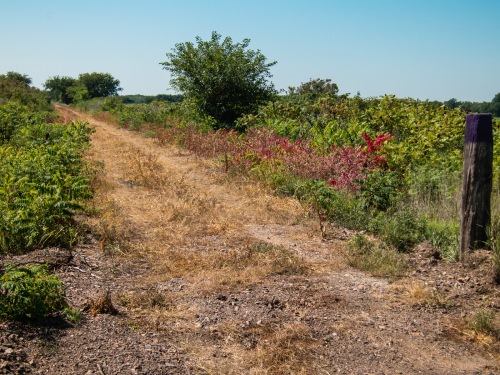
0,106,94,253
182,124,393,194
0,263,67,319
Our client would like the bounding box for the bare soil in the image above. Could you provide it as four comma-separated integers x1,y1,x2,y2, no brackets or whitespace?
1,105,499,374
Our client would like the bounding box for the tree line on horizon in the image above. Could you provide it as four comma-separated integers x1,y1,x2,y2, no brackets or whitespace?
444,95,500,117
2,29,500,124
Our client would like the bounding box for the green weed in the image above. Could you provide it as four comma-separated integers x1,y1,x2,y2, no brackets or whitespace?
468,308,498,338
345,234,408,280
64,307,83,324
0,263,67,320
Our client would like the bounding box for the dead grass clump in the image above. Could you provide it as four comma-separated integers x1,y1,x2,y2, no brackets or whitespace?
393,281,451,308
156,249,208,278
265,245,309,276
248,323,318,374
126,148,166,189
445,309,499,351
88,290,118,316
153,242,309,294
118,289,175,311
407,282,450,308
210,242,308,276
191,322,319,374
87,200,130,255
163,242,308,278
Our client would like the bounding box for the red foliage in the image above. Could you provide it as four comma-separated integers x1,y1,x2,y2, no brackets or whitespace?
181,126,392,193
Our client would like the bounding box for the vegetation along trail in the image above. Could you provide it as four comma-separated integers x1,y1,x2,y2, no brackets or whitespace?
13,104,496,374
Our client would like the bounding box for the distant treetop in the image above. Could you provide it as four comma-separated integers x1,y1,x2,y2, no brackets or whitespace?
44,72,122,104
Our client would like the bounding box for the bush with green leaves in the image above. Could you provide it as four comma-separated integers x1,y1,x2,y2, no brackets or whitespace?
161,31,277,129
44,72,122,104
345,234,408,280
0,103,52,143
240,94,466,177
0,73,52,112
357,169,403,211
0,106,94,253
0,263,67,320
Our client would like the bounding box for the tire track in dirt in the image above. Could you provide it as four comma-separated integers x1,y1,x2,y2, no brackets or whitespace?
48,105,498,374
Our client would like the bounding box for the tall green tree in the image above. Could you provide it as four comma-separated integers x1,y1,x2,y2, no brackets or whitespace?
77,72,122,98
160,31,277,128
444,98,460,109
491,93,500,117
43,73,121,103
0,74,51,111
4,71,32,87
66,82,89,102
43,76,77,104
288,78,339,100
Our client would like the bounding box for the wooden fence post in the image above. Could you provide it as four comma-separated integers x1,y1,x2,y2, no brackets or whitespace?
460,113,493,262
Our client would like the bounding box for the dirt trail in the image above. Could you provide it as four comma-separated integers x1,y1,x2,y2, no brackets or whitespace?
1,106,498,374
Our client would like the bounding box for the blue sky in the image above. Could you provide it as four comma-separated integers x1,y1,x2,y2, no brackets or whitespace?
1,0,499,102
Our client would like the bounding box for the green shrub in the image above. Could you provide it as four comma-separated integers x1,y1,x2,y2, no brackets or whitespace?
0,263,67,320
370,209,425,252
357,169,403,211
424,219,459,260
63,306,83,324
0,120,94,253
0,103,51,144
345,234,408,280
0,74,52,112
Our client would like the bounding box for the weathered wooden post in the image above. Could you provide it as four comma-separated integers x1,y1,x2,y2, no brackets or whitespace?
460,113,493,262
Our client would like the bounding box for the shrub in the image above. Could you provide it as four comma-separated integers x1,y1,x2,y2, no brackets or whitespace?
0,119,94,253
0,74,52,112
370,209,426,252
345,234,408,280
357,169,403,211
161,31,277,129
0,263,67,320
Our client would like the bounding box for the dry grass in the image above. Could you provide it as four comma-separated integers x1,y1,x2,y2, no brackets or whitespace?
150,242,309,295
88,290,118,316
188,322,319,375
394,281,451,308
125,148,167,189
445,308,499,355
86,125,310,294
117,289,176,312
245,322,318,374
100,142,308,279
254,323,317,374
